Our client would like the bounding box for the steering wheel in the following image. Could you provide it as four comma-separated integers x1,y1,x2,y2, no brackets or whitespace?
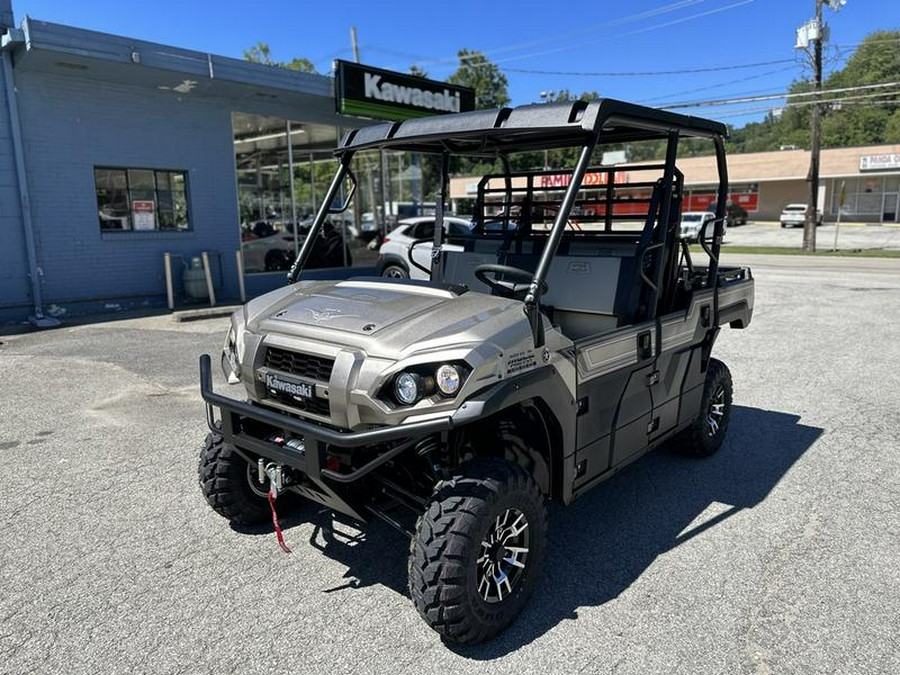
474,264,547,300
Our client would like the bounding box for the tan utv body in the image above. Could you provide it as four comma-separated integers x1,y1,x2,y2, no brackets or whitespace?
199,99,754,645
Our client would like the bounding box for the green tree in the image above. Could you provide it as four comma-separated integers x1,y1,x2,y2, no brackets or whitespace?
243,41,317,73
447,49,510,109
408,65,429,78
726,31,900,154
818,30,900,148
883,109,900,143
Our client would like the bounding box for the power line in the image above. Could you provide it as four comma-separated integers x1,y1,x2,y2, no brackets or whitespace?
503,58,796,77
635,37,890,111
454,0,713,64
498,35,884,80
393,0,757,73
639,64,801,104
659,80,900,109
393,0,716,69
708,90,900,119
488,0,757,66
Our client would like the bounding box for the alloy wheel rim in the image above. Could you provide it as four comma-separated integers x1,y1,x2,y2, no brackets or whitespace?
385,267,406,278
476,508,530,604
706,385,726,437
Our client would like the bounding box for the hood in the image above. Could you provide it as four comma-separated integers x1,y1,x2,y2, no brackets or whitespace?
245,279,527,356
264,281,447,335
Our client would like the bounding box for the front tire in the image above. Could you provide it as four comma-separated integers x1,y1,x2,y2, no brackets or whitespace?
408,457,547,644
198,432,298,525
381,263,409,279
670,358,733,457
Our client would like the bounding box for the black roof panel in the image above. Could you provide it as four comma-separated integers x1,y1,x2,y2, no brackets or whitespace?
337,98,726,155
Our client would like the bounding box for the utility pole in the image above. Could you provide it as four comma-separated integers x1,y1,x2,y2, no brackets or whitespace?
350,27,360,64
797,0,846,252
539,91,555,169
804,0,824,252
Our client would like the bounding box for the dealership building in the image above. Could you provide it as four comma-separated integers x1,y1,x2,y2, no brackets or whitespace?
0,5,381,326
2,3,899,327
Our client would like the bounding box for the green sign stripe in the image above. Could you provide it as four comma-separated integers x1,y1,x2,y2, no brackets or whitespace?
341,98,446,121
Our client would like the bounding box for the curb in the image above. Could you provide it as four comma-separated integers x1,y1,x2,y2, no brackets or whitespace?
172,305,242,322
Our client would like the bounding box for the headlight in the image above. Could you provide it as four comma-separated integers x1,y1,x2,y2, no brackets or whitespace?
394,372,422,405
435,364,461,396
386,362,468,406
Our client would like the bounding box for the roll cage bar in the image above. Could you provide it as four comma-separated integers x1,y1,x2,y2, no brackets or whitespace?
287,99,729,348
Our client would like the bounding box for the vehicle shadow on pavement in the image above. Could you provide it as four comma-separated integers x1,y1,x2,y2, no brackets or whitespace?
231,405,821,652
450,405,822,658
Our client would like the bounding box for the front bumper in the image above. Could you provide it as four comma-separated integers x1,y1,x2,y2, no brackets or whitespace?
200,353,454,518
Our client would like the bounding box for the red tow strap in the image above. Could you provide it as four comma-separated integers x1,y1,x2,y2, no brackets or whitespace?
267,490,292,554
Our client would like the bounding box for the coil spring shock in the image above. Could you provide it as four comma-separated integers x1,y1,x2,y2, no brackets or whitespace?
415,435,444,481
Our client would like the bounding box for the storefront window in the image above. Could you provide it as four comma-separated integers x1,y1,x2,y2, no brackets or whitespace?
829,176,894,220
233,113,387,275
94,167,189,231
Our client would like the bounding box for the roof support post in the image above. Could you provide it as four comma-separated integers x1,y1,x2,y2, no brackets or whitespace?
707,135,728,289
430,151,450,283
647,131,680,320
524,139,596,348
287,153,355,284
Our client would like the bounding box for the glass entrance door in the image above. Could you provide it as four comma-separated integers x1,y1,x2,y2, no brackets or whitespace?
882,193,898,223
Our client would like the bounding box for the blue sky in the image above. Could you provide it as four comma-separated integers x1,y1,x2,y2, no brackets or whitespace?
10,0,898,126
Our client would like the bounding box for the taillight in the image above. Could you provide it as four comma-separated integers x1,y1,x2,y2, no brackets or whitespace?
381,237,390,245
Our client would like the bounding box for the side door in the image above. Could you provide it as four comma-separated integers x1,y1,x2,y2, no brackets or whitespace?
650,300,714,441
573,320,657,488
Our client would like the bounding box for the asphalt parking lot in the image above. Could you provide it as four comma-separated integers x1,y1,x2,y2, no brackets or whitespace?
1,254,899,674
723,220,900,250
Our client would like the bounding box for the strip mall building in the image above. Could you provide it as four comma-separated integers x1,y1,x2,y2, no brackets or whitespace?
450,144,900,224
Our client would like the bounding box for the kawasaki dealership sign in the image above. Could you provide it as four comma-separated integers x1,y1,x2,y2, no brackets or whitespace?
335,60,475,121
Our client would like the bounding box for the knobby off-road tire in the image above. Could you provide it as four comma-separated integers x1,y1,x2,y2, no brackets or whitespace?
198,432,299,525
671,358,733,457
408,457,548,644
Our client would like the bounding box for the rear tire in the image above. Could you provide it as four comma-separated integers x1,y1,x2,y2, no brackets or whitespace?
198,432,299,525
670,358,733,457
408,457,547,644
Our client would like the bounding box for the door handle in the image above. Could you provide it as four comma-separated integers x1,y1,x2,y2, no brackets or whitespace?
637,331,652,360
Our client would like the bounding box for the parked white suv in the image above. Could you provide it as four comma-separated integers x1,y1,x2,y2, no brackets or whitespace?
376,216,473,278
780,203,823,228
679,211,721,242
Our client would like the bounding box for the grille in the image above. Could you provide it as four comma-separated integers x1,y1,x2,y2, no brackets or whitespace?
264,347,334,382
267,390,331,417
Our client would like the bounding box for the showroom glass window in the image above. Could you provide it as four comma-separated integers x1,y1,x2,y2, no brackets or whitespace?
94,167,190,231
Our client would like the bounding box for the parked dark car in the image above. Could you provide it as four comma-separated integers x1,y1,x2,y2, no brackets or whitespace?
725,201,748,227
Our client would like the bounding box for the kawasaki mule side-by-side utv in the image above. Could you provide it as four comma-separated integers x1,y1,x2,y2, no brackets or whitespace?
198,99,754,644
